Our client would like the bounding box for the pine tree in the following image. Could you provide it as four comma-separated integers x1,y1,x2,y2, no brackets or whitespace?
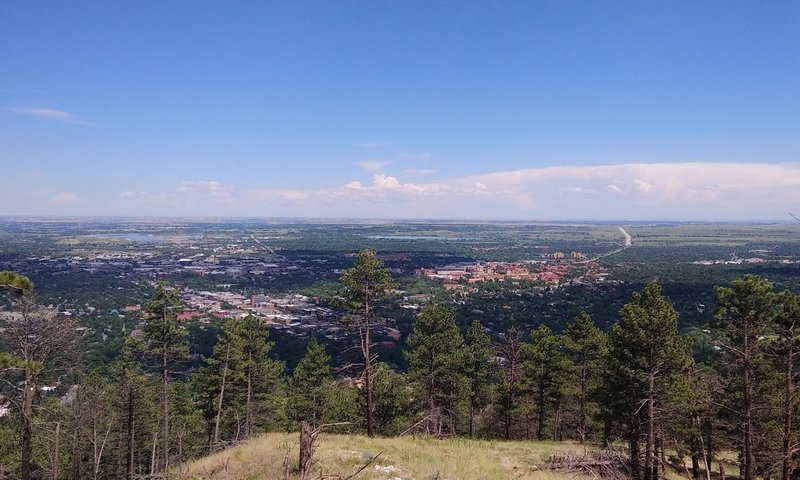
340,249,396,437
714,275,776,480
464,320,495,438
372,363,413,436
774,290,800,480
0,295,78,480
497,327,524,440
521,325,569,441
111,340,155,480
225,315,284,439
0,270,34,294
609,283,691,480
140,281,188,473
289,339,332,427
405,303,467,437
562,311,608,444
170,381,203,474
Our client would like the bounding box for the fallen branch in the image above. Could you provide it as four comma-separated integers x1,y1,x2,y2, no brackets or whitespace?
344,452,382,480
399,415,432,437
533,452,631,480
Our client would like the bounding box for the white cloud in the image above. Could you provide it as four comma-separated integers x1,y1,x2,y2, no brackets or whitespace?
355,160,392,172
633,179,654,192
9,107,95,126
119,180,234,213
112,163,800,220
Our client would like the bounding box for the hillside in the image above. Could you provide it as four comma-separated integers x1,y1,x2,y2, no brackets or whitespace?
184,433,701,480
185,433,590,479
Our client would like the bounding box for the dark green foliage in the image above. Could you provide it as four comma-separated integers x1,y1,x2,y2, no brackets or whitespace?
607,283,692,479
562,311,608,443
339,249,397,436
141,282,189,371
207,316,285,441
339,250,397,314
714,275,779,479
0,270,33,294
405,303,467,436
9,258,800,479
289,339,332,427
463,320,495,438
371,363,413,436
521,325,569,441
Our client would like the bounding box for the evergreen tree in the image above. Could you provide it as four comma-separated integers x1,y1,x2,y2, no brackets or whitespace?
0,295,78,480
289,339,332,427
562,311,608,444
464,320,495,438
226,315,284,439
714,275,776,480
340,249,396,437
170,381,203,474
608,283,691,480
521,325,569,441
111,340,157,480
774,290,800,480
405,304,467,437
496,327,524,440
0,270,34,294
372,363,413,436
140,281,188,473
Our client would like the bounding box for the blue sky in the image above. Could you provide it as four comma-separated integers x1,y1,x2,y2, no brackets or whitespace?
2,1,799,220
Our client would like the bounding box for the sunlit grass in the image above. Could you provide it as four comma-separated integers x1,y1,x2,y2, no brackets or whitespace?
184,432,598,480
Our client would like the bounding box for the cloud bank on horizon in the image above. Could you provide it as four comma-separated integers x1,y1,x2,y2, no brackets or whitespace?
85,161,800,220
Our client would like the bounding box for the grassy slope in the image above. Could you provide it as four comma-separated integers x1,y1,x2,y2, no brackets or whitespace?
185,433,613,480
185,432,730,480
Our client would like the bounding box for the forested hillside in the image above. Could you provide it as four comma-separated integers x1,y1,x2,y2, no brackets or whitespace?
2,252,800,479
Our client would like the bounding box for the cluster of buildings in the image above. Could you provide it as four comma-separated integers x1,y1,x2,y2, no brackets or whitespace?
174,290,341,327
415,258,606,291
545,251,587,260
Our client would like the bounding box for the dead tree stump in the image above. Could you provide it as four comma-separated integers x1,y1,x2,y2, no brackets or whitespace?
299,421,315,480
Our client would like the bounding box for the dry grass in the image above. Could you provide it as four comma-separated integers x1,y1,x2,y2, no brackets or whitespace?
184,432,598,480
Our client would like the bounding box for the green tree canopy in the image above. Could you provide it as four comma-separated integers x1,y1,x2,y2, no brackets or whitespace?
405,303,467,437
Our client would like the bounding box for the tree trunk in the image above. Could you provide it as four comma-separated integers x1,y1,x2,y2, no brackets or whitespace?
53,420,61,480
630,437,640,480
246,352,254,439
743,330,754,480
469,400,475,438
126,384,135,480
213,344,230,447
428,377,436,436
690,436,700,479
579,364,587,444
20,371,35,480
93,417,99,480
645,371,655,480
71,389,83,480
363,295,375,437
536,383,545,441
162,350,172,473
702,418,713,476
783,335,794,480
149,429,158,477
299,421,314,480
